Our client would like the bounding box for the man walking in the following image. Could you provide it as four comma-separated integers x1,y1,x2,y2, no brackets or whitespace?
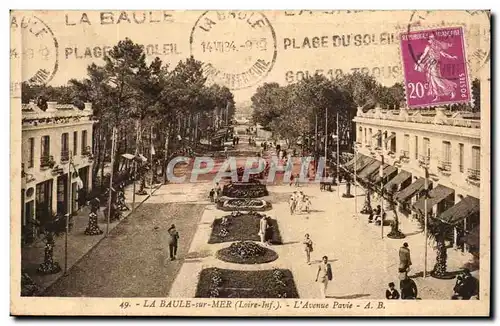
399,242,412,278
315,255,333,298
168,224,180,261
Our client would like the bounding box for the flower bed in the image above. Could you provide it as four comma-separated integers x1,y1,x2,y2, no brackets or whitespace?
222,182,268,198
217,198,272,211
216,241,278,264
208,212,282,244
195,268,299,298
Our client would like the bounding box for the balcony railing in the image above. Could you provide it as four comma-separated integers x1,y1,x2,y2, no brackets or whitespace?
358,111,480,129
60,150,69,162
418,155,430,167
467,168,480,181
438,160,452,172
81,146,92,156
40,155,55,169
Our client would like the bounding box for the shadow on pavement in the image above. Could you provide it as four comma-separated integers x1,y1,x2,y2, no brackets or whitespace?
328,294,371,299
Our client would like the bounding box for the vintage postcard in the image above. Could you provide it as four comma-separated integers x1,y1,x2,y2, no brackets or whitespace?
10,10,491,316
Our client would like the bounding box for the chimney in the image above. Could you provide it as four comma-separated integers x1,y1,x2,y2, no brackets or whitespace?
84,102,93,112
46,101,57,112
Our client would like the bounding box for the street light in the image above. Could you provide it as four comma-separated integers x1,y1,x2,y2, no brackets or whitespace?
418,155,430,278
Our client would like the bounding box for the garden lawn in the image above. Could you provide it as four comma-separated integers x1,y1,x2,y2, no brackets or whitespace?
195,268,299,298
208,214,282,244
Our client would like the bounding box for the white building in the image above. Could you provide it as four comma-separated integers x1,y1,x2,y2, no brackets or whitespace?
352,106,480,250
21,101,95,240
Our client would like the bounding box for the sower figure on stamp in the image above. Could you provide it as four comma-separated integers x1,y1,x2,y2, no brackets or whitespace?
167,224,180,261
315,255,333,298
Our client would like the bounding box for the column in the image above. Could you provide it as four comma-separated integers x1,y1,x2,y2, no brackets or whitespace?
51,177,58,214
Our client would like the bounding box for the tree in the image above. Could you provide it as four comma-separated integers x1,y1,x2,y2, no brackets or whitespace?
472,78,480,113
386,184,405,239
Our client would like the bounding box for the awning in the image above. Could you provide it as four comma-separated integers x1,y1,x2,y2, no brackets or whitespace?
373,165,398,184
412,185,455,214
460,225,479,248
438,196,480,226
384,170,412,193
346,154,374,173
372,130,382,138
384,133,396,144
358,160,382,180
394,177,429,203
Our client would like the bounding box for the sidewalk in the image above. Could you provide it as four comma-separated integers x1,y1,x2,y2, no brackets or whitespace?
169,183,477,299
21,182,162,295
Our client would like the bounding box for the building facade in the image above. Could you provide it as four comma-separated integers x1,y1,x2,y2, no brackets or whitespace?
353,106,480,251
21,101,95,241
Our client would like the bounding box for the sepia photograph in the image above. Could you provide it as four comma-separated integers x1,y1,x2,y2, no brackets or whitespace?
10,9,491,316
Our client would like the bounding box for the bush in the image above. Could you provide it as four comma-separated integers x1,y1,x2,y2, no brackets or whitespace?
216,241,278,264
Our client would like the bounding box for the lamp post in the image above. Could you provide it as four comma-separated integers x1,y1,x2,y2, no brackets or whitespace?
354,142,358,219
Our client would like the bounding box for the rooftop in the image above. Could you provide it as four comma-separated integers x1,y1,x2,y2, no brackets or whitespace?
22,101,94,128
354,107,480,129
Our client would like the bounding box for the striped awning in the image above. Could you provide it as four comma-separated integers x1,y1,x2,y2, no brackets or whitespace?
394,177,430,203
384,170,412,193
460,225,479,248
358,160,382,180
346,154,375,173
438,196,480,226
373,164,398,184
412,185,455,214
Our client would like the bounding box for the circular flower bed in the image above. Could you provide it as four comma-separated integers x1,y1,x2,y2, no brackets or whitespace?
216,241,278,264
217,198,272,211
222,182,269,198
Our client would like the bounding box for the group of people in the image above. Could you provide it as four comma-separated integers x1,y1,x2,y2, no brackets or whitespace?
289,191,312,215
209,182,222,203
368,204,386,225
248,137,257,146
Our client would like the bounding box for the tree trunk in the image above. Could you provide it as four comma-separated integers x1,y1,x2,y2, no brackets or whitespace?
100,131,108,191
164,126,170,184
432,236,448,278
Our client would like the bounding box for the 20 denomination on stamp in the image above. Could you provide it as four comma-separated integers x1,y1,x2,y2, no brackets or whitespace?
190,11,277,90
400,27,471,108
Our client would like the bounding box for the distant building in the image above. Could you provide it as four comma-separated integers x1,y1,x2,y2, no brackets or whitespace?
21,101,95,240
352,106,480,251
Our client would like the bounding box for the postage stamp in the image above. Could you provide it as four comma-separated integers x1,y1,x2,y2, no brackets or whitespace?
10,10,490,317
400,27,471,108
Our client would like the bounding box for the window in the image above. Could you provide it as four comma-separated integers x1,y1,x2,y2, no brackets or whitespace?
414,136,418,159
81,130,88,154
358,126,363,144
423,138,430,158
41,136,50,157
403,134,410,157
61,133,69,162
441,141,451,171
459,143,464,172
469,146,481,181
27,138,34,168
390,132,396,153
364,128,367,144
73,131,78,155
368,128,372,146
377,130,382,148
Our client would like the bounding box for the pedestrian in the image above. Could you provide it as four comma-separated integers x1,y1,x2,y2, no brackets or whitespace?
399,242,412,278
295,173,300,187
224,146,228,158
451,269,478,300
265,216,274,245
289,194,296,215
258,215,267,243
209,188,215,202
386,282,400,299
315,255,333,298
303,234,313,264
167,224,180,261
303,196,312,213
400,274,418,299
